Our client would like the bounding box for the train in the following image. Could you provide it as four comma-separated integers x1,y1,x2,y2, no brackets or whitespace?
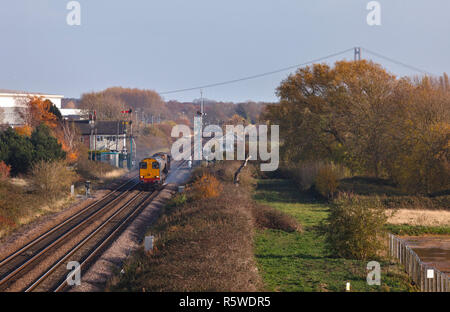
139,152,171,190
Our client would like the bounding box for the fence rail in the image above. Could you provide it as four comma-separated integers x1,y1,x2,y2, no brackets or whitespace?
389,233,449,292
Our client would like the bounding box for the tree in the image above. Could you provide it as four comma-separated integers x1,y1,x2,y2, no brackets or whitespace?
264,60,450,193
79,87,166,121
0,128,34,175
59,120,81,162
31,124,66,163
16,97,59,128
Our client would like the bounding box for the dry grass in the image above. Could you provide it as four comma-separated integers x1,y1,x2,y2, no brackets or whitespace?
108,183,262,292
0,179,64,238
75,158,124,181
107,160,305,292
103,168,128,179
387,209,450,227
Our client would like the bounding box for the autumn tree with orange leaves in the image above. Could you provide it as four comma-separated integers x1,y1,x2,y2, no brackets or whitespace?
15,97,81,163
263,60,449,194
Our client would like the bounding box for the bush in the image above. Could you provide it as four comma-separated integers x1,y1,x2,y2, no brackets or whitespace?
253,204,302,232
0,161,11,180
189,173,222,200
192,161,256,190
0,127,34,175
277,161,349,192
323,193,388,260
31,160,77,198
0,124,66,175
31,123,66,162
75,157,118,180
315,165,339,198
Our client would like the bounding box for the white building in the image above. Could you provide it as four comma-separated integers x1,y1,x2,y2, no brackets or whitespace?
0,89,81,127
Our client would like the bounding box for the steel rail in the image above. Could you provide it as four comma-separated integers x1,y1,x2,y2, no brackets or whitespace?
26,188,162,292
0,180,139,288
0,176,136,268
54,189,163,292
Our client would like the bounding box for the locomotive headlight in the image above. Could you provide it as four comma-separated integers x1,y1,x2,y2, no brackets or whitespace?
140,176,144,178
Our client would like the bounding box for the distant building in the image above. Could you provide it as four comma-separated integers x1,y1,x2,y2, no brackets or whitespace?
0,89,83,126
73,120,129,168
0,89,64,127
73,120,127,150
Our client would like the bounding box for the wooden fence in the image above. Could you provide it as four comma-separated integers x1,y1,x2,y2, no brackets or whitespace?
389,233,450,292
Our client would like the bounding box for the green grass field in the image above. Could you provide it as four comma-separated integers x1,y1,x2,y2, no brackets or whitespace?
386,224,450,236
253,179,417,292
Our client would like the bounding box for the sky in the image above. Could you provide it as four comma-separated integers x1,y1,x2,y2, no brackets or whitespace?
0,0,449,103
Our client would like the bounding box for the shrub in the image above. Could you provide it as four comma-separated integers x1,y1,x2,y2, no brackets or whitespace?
253,204,302,233
75,157,118,180
189,173,222,200
193,161,256,190
31,160,78,198
277,161,350,192
31,123,66,162
315,165,339,198
0,127,34,175
323,193,388,260
0,161,11,180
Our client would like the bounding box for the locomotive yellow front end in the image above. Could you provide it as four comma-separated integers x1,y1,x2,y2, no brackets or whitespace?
139,153,170,190
139,158,162,189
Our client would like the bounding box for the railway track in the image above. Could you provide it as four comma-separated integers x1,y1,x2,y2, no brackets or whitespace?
0,177,140,291
26,189,163,292
0,160,187,292
0,160,188,292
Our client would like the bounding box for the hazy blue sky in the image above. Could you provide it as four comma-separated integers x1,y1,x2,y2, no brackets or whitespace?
0,0,449,102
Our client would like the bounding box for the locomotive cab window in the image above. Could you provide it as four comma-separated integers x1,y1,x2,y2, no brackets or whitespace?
140,162,147,169
152,162,159,169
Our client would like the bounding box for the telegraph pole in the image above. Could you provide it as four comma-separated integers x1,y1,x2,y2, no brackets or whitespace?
200,89,204,116
354,47,361,61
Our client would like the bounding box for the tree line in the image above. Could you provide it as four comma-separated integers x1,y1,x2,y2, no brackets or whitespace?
263,60,449,195
76,87,268,126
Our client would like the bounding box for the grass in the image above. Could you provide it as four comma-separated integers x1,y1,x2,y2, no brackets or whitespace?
0,180,74,238
386,224,450,236
253,179,417,292
338,177,449,210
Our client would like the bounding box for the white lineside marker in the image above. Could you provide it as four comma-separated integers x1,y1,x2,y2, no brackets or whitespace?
427,269,434,279
71,185,75,197
346,282,351,291
145,235,154,253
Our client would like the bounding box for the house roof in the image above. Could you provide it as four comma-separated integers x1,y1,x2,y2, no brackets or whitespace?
72,120,127,135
